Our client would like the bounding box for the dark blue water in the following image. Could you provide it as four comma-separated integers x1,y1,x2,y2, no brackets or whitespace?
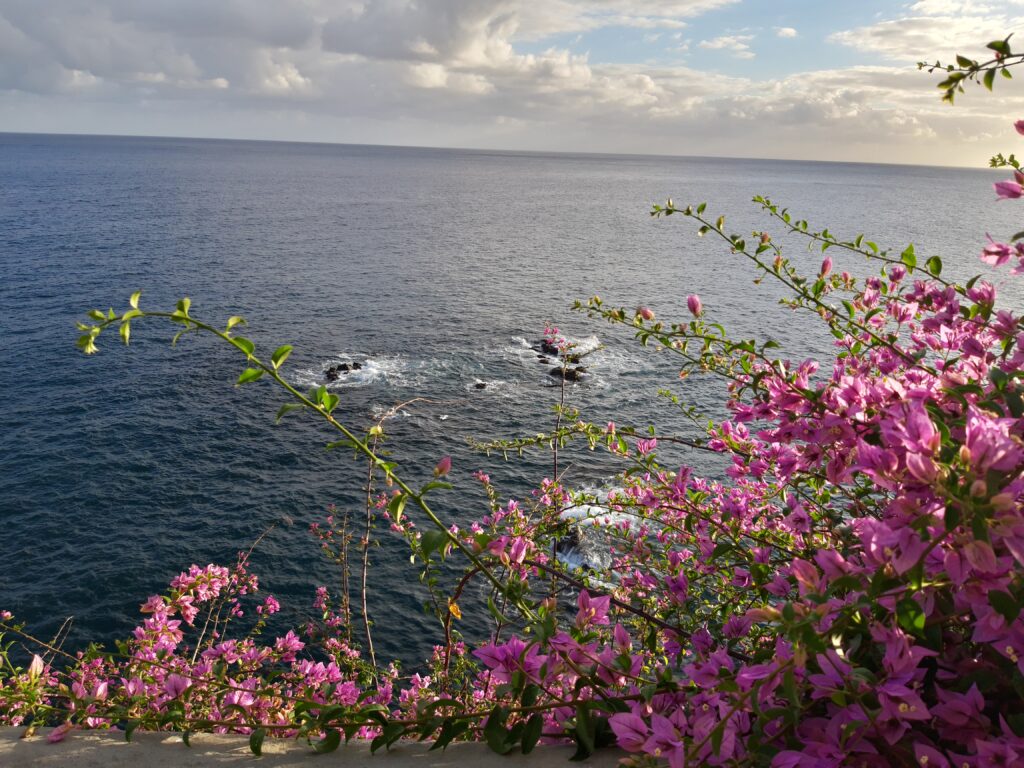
2,133,1020,665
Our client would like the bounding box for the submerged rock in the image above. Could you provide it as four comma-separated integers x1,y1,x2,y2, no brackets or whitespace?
324,361,363,381
549,366,586,381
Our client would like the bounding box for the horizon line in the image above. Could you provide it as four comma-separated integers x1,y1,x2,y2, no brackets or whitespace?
0,129,989,173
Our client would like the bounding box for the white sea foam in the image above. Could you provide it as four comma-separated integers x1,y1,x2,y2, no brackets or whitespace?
465,377,517,394
293,354,408,391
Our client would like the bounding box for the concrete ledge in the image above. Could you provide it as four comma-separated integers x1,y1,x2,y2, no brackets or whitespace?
0,728,623,767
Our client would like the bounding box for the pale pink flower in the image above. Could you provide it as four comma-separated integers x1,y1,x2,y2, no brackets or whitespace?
995,179,1024,199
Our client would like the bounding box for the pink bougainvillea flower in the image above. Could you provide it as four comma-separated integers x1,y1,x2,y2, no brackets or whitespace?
47,723,75,743
609,713,650,752
635,438,657,456
995,179,1024,199
1016,119,1024,135
163,674,191,700
434,456,451,477
982,235,1015,266
576,590,610,628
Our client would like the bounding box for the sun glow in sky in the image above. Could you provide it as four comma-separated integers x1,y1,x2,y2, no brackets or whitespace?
2,0,1023,165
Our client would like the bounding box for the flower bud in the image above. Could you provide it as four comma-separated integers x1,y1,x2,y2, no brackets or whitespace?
992,492,1016,511
27,655,44,680
636,306,655,321
434,456,452,477
687,294,703,317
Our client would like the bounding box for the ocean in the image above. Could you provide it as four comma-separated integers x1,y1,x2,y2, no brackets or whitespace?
1,132,1019,665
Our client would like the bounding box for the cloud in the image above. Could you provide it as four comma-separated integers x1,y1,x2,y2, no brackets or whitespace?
0,0,1019,166
829,1,1024,61
775,27,797,38
697,34,755,59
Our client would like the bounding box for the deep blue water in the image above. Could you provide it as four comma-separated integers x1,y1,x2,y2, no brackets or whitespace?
1,132,1020,665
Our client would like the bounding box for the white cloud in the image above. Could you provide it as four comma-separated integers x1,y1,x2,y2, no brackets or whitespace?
698,34,755,58
775,27,797,38
830,2,1024,61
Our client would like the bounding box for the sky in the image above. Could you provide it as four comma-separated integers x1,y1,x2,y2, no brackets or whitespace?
2,0,1024,166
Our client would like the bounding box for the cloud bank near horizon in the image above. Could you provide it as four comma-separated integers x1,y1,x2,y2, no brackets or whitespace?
2,0,1023,165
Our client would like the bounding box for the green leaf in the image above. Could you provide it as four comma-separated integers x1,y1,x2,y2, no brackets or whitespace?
989,590,1020,623
955,55,975,68
420,530,449,560
388,493,408,525
325,438,359,452
573,703,595,758
226,316,245,332
129,291,141,309
900,244,916,269
233,336,255,356
420,481,453,495
987,38,1011,55
249,728,266,756
896,597,926,635
276,403,304,423
371,723,405,753
176,297,191,316
120,322,131,345
88,309,107,322
271,345,293,369
984,67,996,91
484,706,513,755
926,255,943,276
125,720,140,742
430,719,468,751
521,713,543,754
314,730,342,754
237,368,264,385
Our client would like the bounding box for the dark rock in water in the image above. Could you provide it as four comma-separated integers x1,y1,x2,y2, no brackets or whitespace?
325,361,361,381
539,357,549,364
549,366,586,382
555,526,582,555
539,339,561,356
474,382,487,390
